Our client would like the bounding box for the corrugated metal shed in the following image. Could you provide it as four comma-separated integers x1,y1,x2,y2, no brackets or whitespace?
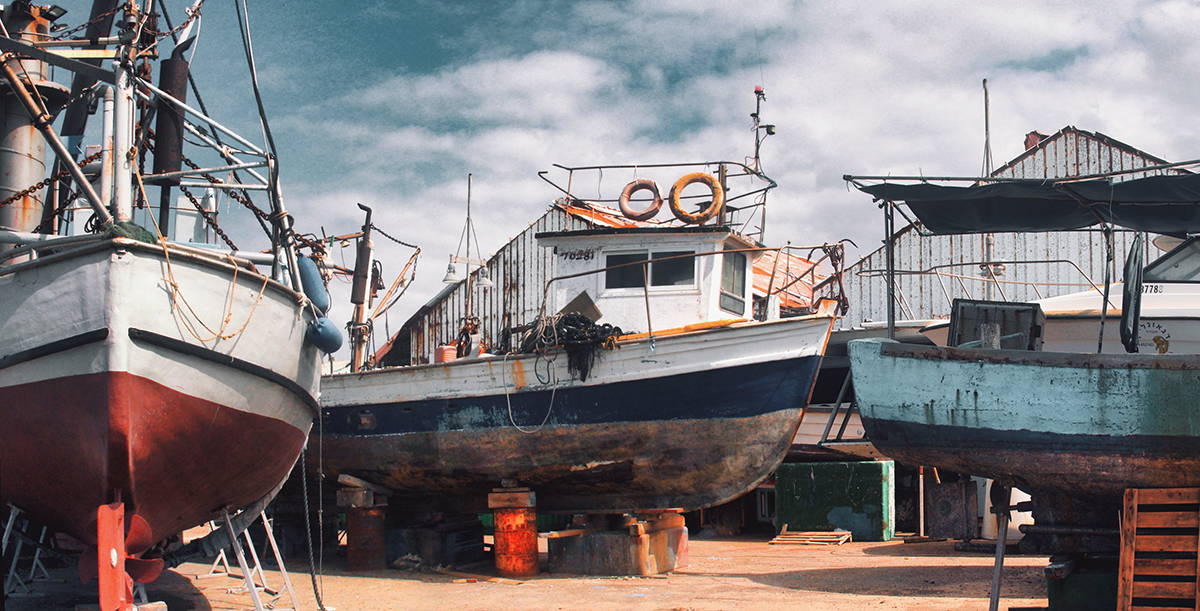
379,199,824,366
826,126,1185,328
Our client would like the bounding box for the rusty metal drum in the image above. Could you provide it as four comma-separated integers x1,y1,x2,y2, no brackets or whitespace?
493,506,538,577
346,506,386,571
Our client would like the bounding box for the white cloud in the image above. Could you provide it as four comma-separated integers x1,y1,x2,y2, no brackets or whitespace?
105,0,1200,340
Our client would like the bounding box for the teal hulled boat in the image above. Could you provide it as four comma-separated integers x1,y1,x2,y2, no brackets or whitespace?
848,337,1200,500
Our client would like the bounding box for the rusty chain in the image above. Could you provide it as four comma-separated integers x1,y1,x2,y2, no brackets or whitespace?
1,148,104,211
178,184,237,250
176,153,325,254
49,4,123,41
146,1,204,40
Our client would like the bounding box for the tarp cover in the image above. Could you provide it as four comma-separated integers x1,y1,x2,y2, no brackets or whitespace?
857,173,1200,236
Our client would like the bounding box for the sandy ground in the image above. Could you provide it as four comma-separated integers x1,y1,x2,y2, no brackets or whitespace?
6,535,1050,611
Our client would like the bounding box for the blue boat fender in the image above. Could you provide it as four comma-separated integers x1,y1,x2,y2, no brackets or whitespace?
306,317,343,353
297,255,331,315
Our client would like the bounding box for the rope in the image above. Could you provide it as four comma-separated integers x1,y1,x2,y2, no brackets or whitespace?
298,446,328,611
140,173,270,345
502,351,556,434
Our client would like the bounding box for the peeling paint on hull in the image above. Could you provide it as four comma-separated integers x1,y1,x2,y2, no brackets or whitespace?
320,315,835,513
849,338,1200,500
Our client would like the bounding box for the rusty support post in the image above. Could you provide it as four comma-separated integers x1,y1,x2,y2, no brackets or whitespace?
489,487,538,578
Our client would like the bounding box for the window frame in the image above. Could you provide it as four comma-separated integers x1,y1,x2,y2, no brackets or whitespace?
719,247,748,315
601,248,699,293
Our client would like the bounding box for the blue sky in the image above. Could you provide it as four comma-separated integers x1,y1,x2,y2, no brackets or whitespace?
45,0,1200,339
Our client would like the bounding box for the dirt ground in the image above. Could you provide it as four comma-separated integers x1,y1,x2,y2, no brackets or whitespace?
7,534,1051,611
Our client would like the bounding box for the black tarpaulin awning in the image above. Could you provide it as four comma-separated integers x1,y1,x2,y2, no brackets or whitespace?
856,173,1200,236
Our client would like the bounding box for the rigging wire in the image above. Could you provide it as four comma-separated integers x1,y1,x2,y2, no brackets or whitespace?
234,0,278,160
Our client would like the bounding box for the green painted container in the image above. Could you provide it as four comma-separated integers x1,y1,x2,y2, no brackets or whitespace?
774,460,894,542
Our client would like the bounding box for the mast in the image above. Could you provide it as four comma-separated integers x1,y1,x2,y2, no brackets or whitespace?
349,204,375,372
981,79,996,301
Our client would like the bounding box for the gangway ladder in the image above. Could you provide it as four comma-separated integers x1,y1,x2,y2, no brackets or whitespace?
216,509,302,611
1117,487,1200,611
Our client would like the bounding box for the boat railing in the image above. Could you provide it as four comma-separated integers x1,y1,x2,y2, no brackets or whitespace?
853,258,1111,313
0,228,277,271
538,160,777,243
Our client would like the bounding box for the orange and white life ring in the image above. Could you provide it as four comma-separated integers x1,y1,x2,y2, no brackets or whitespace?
669,172,724,224
619,179,663,221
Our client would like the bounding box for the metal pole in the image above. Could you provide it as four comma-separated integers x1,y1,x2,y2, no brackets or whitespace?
113,59,133,222
222,512,266,611
885,201,896,340
918,466,925,538
989,485,1011,611
100,86,113,211
465,174,473,321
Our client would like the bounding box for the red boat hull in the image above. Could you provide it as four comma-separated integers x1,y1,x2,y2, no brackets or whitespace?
0,371,306,546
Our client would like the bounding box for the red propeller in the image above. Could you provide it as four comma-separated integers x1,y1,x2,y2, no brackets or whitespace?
78,511,164,585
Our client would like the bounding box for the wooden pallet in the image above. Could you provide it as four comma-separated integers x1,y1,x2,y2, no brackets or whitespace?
1118,488,1200,611
769,525,852,546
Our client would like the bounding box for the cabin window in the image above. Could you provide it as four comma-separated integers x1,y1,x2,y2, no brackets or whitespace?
604,250,695,289
1144,237,1200,282
720,248,747,315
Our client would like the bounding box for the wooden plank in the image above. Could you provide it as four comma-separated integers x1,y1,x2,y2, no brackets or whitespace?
1134,558,1198,577
1137,512,1200,529
1133,488,1200,505
1135,535,1198,553
1131,580,1195,599
618,319,746,341
768,531,852,546
1120,489,1140,611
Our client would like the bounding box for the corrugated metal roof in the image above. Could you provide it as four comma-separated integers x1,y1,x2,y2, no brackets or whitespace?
753,249,821,311
559,199,673,229
992,126,1190,180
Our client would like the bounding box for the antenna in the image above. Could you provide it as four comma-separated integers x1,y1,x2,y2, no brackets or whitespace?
981,79,997,300
982,79,993,177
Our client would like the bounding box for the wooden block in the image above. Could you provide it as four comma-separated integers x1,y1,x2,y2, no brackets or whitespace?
488,490,536,509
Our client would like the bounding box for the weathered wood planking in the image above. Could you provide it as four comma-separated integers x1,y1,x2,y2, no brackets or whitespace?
1117,488,1200,611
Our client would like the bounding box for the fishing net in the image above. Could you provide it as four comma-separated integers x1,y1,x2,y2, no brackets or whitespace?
105,220,159,244
516,312,622,382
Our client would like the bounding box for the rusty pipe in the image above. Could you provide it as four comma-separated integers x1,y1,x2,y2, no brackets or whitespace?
0,56,111,227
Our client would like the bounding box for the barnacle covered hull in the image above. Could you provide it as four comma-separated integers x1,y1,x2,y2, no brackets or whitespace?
319,314,834,514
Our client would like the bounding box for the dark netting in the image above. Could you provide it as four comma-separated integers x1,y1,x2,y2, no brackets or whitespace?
517,312,622,382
